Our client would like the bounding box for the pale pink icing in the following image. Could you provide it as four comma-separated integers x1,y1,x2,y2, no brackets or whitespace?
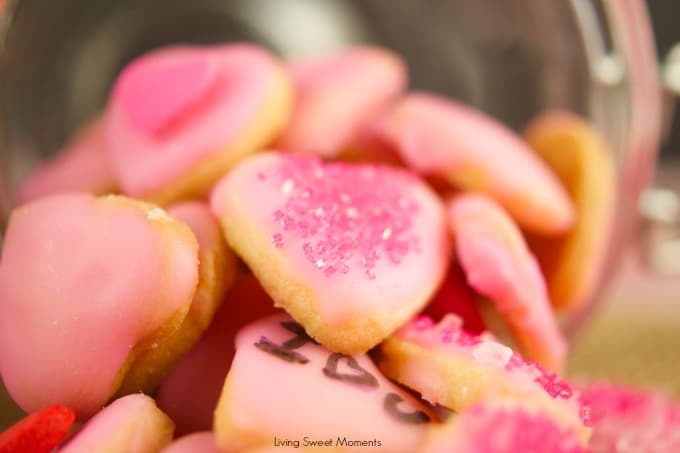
210,153,449,324
581,382,680,452
0,194,198,418
423,264,486,335
156,276,279,435
448,194,567,372
276,46,406,157
161,432,224,453
395,314,589,427
106,44,279,197
369,92,574,234
168,201,222,257
215,314,431,452
59,394,173,453
15,118,117,205
423,403,588,453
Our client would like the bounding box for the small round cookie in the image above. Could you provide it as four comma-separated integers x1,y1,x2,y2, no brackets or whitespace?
420,396,589,453
0,404,76,453
523,111,616,313
366,92,575,235
377,314,590,443
581,381,680,452
116,201,237,396
423,263,486,335
161,432,225,453
106,44,293,204
15,116,117,205
448,194,566,372
214,314,433,452
59,394,174,453
210,152,450,354
156,275,279,436
275,46,406,158
0,194,198,418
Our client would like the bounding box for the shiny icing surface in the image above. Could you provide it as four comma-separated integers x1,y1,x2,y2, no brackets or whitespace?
449,194,566,371
369,92,574,235
276,46,406,157
107,44,283,197
211,153,449,328
214,314,432,452
16,117,117,205
0,194,198,418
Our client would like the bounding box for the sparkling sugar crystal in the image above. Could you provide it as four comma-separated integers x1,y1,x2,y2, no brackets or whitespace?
472,341,513,368
268,156,421,279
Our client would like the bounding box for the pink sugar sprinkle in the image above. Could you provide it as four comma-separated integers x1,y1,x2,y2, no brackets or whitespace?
268,156,421,279
272,233,284,248
459,405,587,453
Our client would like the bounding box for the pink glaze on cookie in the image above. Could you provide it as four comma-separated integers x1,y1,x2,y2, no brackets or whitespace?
106,44,291,201
15,117,117,205
423,263,486,335
398,315,583,415
59,394,174,453
379,314,590,442
118,53,219,136
448,194,566,372
421,400,588,453
165,201,235,331
581,382,680,452
0,194,198,418
368,92,574,235
161,432,225,453
214,314,432,452
157,275,279,435
276,46,406,157
211,153,449,353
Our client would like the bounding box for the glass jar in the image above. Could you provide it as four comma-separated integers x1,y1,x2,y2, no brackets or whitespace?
0,1,662,336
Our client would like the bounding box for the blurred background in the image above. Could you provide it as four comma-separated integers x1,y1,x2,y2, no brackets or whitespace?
1,0,680,430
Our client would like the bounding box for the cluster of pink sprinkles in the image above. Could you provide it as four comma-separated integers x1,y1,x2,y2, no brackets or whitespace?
264,155,421,279
404,315,592,426
460,405,587,453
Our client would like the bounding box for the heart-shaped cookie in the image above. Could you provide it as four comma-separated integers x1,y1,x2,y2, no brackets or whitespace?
211,153,450,353
0,194,199,418
214,315,433,452
366,92,575,235
106,44,293,204
448,193,566,371
276,46,406,158
378,315,590,443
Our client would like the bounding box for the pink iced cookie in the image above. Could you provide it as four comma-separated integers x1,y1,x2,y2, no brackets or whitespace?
275,46,406,158
211,152,450,353
0,194,198,418
59,394,174,453
421,397,588,453
116,201,237,396
214,314,433,452
366,92,574,235
449,194,566,371
581,382,680,452
106,44,292,204
167,201,236,333
423,263,486,335
157,275,279,435
161,432,225,453
15,117,117,205
378,315,590,443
